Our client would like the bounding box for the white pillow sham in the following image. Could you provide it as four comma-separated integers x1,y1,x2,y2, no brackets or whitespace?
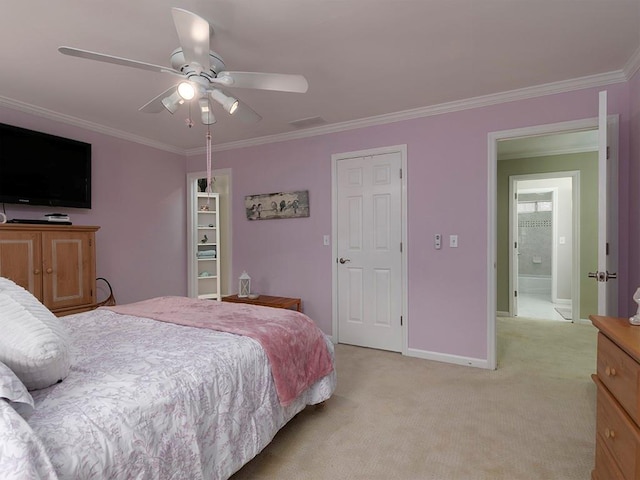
0,360,34,418
0,277,70,390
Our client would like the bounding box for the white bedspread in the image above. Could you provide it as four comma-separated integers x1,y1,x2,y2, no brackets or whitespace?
1,308,336,480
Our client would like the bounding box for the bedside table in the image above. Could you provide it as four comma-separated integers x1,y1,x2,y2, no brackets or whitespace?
222,294,302,313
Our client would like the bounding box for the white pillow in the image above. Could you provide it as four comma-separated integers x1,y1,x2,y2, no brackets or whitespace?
0,278,70,390
0,360,34,418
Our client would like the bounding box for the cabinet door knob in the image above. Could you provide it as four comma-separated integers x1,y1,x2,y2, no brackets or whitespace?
33,269,41,275
605,428,615,439
605,366,616,377
45,268,53,274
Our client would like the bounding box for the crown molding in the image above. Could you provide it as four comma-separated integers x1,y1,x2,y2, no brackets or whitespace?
0,96,185,155
185,69,627,156
623,45,640,80
499,145,597,161
0,66,628,159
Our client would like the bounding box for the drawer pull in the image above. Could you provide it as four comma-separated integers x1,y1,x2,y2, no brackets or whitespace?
605,366,617,377
605,428,616,439
33,269,41,275
45,268,53,274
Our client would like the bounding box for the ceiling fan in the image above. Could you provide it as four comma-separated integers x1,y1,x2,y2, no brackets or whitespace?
58,7,309,126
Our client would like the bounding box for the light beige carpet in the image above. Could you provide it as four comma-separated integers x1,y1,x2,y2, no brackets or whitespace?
231,317,597,480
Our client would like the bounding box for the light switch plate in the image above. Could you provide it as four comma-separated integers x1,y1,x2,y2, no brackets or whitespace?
449,235,458,248
323,235,330,246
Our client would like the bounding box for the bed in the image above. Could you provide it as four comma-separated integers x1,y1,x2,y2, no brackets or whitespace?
0,280,336,480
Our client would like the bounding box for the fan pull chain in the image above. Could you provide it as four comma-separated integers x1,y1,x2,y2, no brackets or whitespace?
206,129,212,204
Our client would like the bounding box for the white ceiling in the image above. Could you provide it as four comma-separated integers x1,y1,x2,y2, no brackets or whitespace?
1,0,639,152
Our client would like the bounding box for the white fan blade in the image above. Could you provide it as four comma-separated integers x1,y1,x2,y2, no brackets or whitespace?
233,100,262,123
139,86,178,113
215,71,309,93
58,47,179,76
171,8,211,71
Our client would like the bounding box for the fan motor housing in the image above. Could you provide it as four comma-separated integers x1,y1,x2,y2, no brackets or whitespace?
170,48,226,76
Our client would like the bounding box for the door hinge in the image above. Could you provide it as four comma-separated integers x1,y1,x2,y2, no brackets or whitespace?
606,146,610,160
400,168,403,179
515,192,517,200
400,242,403,253
514,241,517,249
514,290,518,298
400,315,403,326
89,239,92,247
606,242,609,255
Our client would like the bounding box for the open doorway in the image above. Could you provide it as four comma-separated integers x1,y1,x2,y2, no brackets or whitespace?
498,131,598,324
510,175,577,322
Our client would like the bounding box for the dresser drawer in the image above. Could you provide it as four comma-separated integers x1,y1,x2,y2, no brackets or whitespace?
594,438,625,480
595,377,640,480
597,333,640,424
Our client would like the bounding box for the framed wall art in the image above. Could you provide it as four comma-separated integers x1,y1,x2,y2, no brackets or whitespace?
245,190,309,220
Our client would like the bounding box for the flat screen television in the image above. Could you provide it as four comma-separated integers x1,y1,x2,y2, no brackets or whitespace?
0,123,91,209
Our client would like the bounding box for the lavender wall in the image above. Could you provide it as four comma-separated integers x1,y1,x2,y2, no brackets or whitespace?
0,107,188,304
2,78,635,364
629,70,640,312
188,83,632,361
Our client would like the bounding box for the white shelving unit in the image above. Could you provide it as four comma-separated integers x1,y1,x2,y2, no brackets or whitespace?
189,192,220,300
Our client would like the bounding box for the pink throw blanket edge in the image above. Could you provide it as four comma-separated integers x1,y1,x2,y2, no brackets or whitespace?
103,296,333,406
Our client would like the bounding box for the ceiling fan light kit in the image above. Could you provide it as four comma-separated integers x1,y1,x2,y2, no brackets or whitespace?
177,82,196,100
57,7,309,128
210,89,238,115
161,90,185,114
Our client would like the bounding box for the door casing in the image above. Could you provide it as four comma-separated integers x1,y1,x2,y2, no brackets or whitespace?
331,144,408,353
488,114,619,369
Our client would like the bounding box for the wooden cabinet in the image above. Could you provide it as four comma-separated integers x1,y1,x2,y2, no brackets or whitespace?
0,224,99,316
188,192,220,300
590,315,640,480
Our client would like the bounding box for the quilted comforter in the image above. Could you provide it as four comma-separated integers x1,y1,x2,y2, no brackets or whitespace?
0,305,336,480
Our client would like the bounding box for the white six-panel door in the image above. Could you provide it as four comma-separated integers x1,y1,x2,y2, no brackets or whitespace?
336,151,403,352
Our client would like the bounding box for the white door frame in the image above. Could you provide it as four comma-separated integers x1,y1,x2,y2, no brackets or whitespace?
487,115,618,369
331,144,408,353
509,173,580,321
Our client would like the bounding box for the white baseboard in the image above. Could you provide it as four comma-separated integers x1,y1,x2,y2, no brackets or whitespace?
554,299,571,305
405,347,490,369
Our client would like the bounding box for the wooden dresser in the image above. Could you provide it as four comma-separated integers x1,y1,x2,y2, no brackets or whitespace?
590,315,640,480
0,224,100,316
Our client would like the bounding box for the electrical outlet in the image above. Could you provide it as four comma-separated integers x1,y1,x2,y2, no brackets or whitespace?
434,234,442,250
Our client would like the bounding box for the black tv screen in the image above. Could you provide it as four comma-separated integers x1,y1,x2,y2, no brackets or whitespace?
0,123,91,209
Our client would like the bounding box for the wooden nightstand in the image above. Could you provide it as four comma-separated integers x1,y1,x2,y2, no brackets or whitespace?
222,294,302,312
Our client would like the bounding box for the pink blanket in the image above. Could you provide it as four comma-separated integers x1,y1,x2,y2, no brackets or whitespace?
104,296,333,406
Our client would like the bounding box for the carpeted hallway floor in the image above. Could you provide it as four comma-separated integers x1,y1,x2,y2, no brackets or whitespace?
232,317,598,479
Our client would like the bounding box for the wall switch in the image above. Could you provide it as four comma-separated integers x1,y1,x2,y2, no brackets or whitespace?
323,235,330,246
559,236,566,245
449,235,458,248
434,234,442,250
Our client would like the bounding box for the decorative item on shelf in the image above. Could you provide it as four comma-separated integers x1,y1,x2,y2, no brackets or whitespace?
201,234,208,243
248,293,259,300
199,204,210,211
238,271,251,298
630,287,640,325
197,178,207,193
